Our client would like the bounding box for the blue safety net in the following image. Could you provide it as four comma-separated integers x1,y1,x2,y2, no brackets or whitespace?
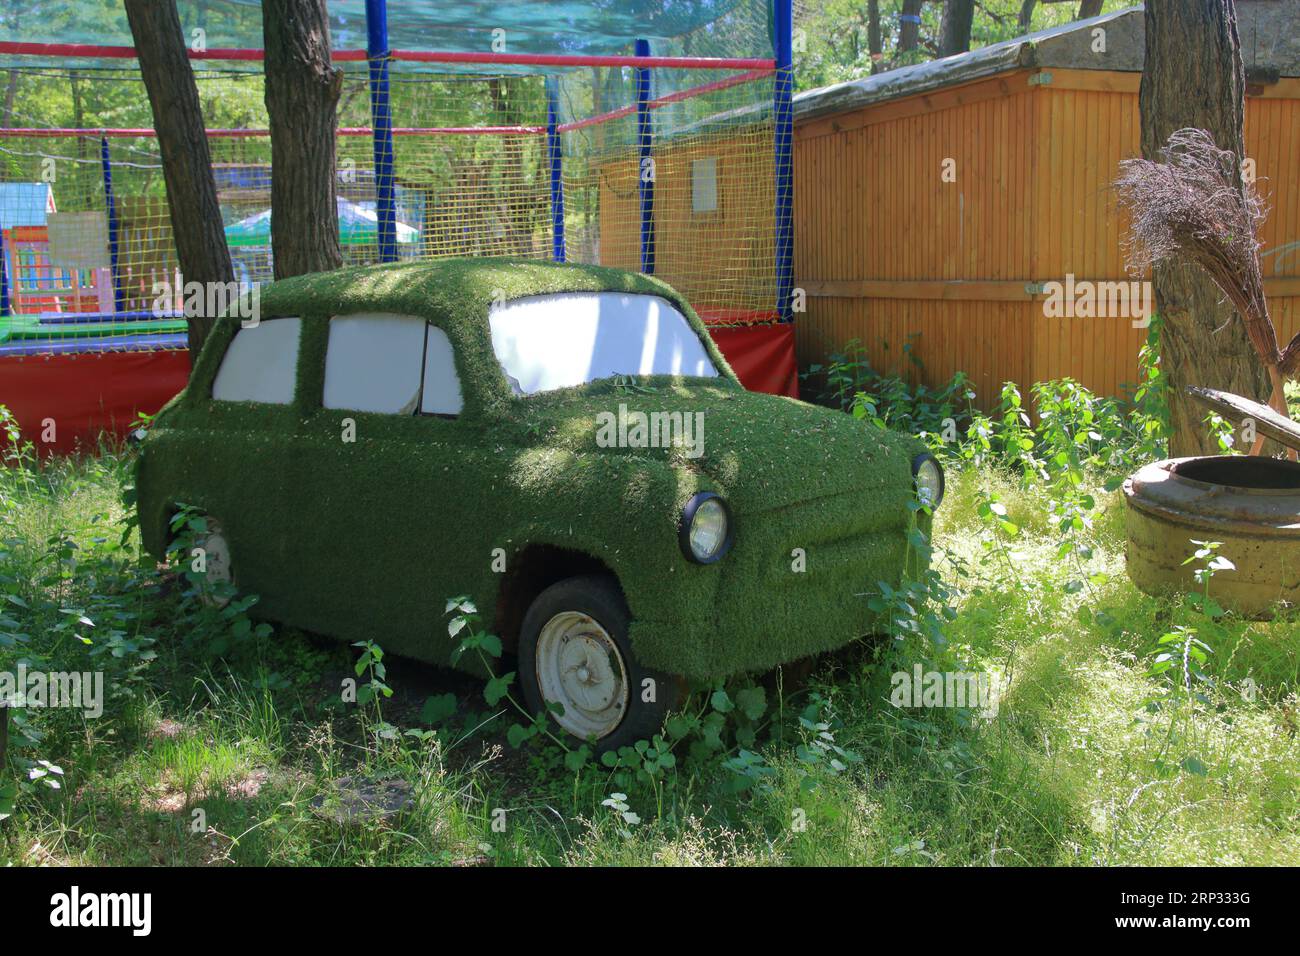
0,0,791,351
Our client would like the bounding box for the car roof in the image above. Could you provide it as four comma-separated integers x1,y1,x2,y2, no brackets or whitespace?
203,257,741,416
247,257,696,331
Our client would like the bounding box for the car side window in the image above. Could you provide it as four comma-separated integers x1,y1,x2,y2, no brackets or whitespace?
420,325,464,416
324,313,426,414
323,313,463,417
212,317,302,405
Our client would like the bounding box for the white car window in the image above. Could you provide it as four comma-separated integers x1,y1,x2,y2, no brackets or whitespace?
420,325,464,416
324,313,426,414
212,317,301,405
488,292,719,395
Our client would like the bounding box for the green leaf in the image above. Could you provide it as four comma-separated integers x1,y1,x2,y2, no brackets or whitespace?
1180,756,1208,776
563,745,592,772
710,689,734,713
735,685,767,721
664,714,695,739
0,780,17,821
420,693,458,725
484,672,515,707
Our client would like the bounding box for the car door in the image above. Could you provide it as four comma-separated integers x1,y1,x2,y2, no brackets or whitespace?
190,315,305,620
291,312,482,663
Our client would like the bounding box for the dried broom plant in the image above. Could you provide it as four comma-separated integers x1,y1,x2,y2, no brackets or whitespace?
1115,128,1299,445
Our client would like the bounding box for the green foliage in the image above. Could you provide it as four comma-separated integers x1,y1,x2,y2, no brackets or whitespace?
804,337,977,441
1127,320,1172,462
164,505,274,666
794,0,1128,92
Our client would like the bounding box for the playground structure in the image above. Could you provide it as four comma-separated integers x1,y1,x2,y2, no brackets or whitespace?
0,0,798,452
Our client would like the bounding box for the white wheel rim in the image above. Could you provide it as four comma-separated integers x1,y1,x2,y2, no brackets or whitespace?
197,524,233,607
535,611,629,740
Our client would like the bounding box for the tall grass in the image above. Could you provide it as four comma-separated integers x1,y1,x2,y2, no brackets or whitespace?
1,392,1297,867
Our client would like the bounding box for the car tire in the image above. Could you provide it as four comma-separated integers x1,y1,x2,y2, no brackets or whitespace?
191,516,236,608
518,574,679,752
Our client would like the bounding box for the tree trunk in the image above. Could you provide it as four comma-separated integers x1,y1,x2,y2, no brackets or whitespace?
939,0,976,56
1077,0,1104,19
1140,0,1270,458
489,78,533,257
1018,0,1037,32
868,0,883,73
3,1,20,128
124,0,234,360
899,0,924,54
70,71,88,167
2,71,17,127
262,0,343,279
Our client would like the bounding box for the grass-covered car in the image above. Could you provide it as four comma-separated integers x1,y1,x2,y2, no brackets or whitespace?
136,258,943,747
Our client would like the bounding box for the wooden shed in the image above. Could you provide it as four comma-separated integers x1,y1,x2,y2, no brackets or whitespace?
792,2,1300,405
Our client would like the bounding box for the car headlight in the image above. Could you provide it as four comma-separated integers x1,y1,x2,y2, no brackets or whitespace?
912,453,945,508
679,492,733,563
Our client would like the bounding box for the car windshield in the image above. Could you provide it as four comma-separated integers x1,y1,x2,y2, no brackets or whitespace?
489,292,720,395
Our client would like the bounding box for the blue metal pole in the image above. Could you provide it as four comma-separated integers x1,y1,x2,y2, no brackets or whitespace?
365,0,398,263
773,0,794,322
546,76,566,263
100,136,125,313
635,38,655,275
0,222,10,316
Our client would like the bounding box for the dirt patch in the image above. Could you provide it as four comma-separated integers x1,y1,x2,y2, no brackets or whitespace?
148,719,185,740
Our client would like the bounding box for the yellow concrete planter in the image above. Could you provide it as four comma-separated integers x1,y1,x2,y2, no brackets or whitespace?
1123,456,1300,617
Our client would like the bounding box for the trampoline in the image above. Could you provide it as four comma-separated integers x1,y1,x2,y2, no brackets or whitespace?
0,0,798,454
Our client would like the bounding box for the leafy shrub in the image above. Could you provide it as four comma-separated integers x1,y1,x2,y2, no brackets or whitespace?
803,338,977,442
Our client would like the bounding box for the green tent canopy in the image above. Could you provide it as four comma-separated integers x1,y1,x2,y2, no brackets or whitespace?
0,2,773,70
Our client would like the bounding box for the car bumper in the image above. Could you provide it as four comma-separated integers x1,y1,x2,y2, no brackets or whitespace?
628,505,917,680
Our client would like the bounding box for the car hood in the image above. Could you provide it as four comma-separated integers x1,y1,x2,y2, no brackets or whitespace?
510,382,925,515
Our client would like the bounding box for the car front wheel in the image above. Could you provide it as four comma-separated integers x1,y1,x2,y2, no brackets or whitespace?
518,575,678,751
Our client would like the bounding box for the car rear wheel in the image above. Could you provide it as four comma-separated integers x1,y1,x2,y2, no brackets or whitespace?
192,518,235,608
518,575,678,751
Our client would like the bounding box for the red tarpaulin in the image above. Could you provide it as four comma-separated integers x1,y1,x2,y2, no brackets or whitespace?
1,321,798,457
706,322,798,398
1,349,190,455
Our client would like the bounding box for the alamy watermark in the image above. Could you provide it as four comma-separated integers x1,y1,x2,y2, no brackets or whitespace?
1,664,104,718
1041,273,1152,328
890,664,1000,718
49,886,151,936
595,403,705,459
152,279,262,328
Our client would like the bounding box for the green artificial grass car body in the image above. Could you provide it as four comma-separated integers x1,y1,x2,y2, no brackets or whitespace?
136,257,940,746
